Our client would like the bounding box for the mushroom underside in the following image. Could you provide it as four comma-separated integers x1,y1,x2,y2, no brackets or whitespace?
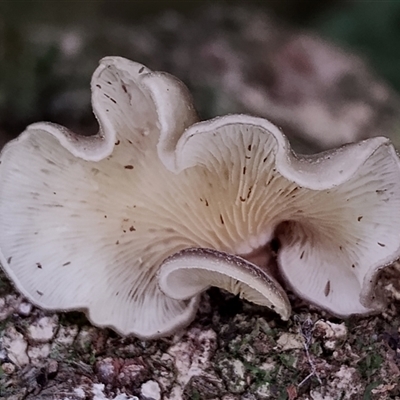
1,57,400,338
1,122,400,337
1,124,400,336
158,213,388,323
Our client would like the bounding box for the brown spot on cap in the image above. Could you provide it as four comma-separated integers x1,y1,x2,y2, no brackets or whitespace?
324,280,331,297
124,165,134,170
104,93,117,104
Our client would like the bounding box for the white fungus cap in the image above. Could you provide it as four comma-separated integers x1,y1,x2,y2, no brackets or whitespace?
1,57,400,338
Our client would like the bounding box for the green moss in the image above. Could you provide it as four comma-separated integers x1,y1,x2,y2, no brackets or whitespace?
191,390,201,400
363,382,382,400
357,353,383,379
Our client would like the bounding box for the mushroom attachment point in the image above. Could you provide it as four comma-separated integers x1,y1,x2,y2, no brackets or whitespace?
1,56,400,338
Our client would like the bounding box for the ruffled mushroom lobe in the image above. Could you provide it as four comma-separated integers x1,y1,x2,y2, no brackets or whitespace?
0,57,202,338
170,115,400,317
158,248,291,320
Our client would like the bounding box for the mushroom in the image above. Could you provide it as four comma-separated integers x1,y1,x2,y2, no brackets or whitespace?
0,56,400,338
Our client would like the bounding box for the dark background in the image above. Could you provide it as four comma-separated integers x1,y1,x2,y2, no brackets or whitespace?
1,0,400,146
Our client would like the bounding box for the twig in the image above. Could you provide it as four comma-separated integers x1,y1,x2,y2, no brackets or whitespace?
295,316,322,387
